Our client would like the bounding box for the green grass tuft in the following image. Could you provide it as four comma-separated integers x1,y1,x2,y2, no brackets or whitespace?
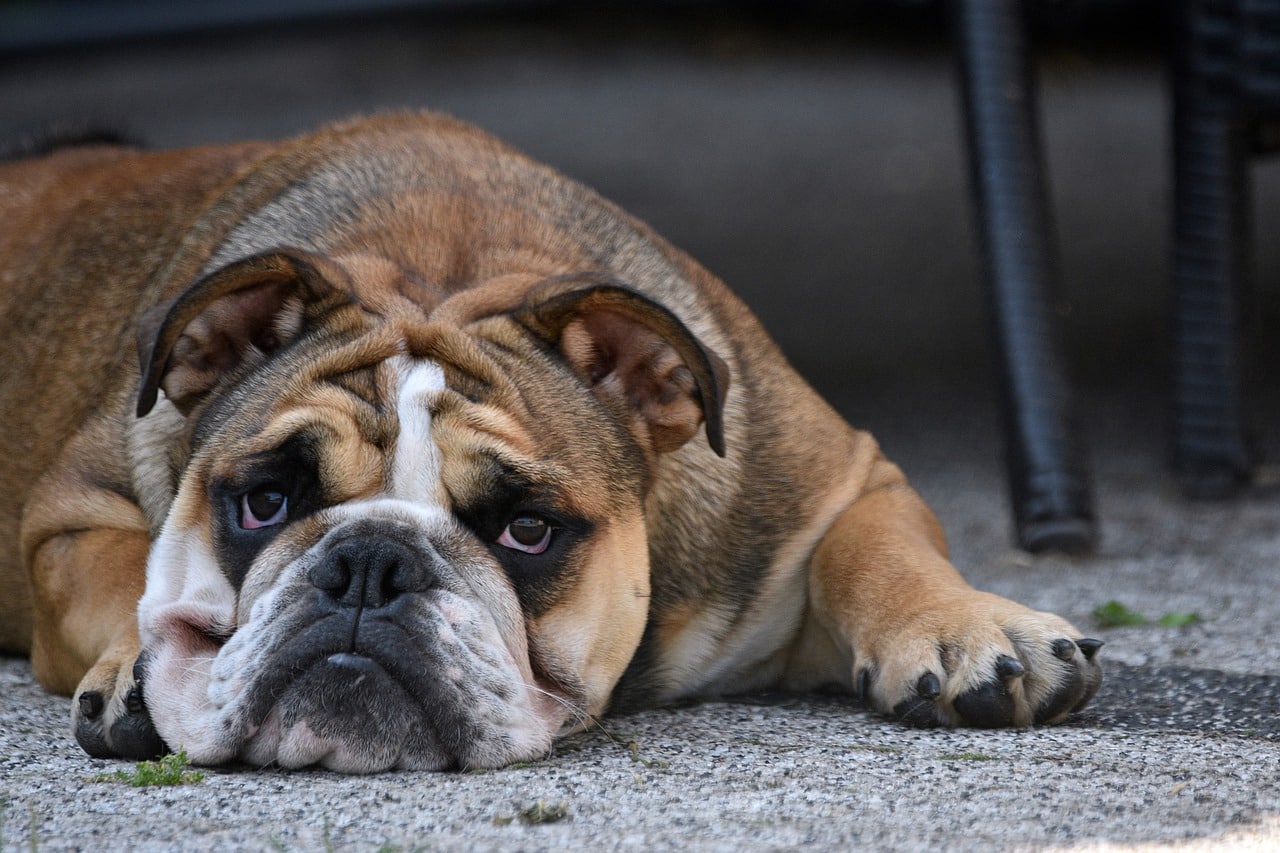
92,749,205,787
1156,611,1203,628
1092,600,1149,627
1093,600,1203,630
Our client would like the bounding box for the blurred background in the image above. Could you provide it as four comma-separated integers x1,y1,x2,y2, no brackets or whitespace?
2,0,1277,550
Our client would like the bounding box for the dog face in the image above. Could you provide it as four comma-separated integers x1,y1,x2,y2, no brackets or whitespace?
132,251,727,772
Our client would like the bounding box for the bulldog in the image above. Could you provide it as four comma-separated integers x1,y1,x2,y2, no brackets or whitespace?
0,112,1102,773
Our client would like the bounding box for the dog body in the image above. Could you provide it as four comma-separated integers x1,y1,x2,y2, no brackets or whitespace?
0,113,1100,772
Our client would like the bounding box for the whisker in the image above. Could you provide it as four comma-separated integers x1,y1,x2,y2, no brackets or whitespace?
519,678,593,731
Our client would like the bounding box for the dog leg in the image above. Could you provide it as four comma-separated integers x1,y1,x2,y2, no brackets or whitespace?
808,454,1102,727
24,463,165,759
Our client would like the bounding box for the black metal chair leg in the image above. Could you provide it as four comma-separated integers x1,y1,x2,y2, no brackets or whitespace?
1170,0,1254,498
952,0,1095,553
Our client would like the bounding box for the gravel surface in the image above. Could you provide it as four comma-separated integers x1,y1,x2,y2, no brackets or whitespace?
3,658,1279,851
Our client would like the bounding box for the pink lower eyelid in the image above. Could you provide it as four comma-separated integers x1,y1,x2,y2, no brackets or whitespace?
498,528,551,554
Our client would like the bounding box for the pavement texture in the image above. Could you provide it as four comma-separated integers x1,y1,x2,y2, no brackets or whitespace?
1,6,1278,851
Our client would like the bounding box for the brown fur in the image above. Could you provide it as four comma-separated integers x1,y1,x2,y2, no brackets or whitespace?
0,113,1101,768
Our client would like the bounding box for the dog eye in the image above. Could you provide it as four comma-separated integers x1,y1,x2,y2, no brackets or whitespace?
241,487,288,529
497,516,552,554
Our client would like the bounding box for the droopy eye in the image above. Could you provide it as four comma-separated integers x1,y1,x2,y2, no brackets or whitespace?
241,486,288,530
497,516,552,554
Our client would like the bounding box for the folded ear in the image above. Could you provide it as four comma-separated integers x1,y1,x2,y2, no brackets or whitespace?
514,276,729,457
136,249,349,417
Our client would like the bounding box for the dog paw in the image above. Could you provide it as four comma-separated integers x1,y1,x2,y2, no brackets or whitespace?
852,592,1103,728
72,652,167,760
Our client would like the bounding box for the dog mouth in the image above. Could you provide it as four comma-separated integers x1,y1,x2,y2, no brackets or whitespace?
325,651,384,673
193,593,558,772
236,632,431,772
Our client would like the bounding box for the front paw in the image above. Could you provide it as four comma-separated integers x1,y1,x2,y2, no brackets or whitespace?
853,592,1103,728
73,651,166,760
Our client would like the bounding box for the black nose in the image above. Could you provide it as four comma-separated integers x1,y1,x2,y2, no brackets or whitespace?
309,535,432,609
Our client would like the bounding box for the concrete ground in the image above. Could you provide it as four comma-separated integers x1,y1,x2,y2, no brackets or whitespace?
1,5,1278,850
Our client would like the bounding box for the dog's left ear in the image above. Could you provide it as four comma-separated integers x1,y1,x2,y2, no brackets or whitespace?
514,277,729,457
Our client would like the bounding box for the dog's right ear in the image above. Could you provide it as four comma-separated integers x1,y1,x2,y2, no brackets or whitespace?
136,249,349,417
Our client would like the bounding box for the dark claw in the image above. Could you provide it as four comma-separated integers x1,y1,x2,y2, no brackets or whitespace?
114,654,167,760
124,686,145,714
1076,638,1104,661
995,655,1026,680
1067,639,1105,715
891,671,943,726
78,691,104,720
855,667,873,702
1051,639,1076,661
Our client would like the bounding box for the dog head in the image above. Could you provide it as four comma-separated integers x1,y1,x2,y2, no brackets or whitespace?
132,247,727,772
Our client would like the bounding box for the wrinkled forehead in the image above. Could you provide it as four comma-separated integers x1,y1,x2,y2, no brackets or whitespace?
192,323,643,516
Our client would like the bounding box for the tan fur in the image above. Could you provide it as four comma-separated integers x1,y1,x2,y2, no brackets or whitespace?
533,517,652,719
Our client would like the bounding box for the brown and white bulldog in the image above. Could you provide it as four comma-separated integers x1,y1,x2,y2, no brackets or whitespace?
0,112,1101,773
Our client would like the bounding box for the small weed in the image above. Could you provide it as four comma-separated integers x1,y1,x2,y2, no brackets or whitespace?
846,743,903,754
494,800,570,826
517,801,569,825
1092,601,1149,627
938,752,996,761
498,761,538,772
592,726,670,769
92,750,205,787
1156,611,1203,628
626,740,669,769
1093,600,1203,630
